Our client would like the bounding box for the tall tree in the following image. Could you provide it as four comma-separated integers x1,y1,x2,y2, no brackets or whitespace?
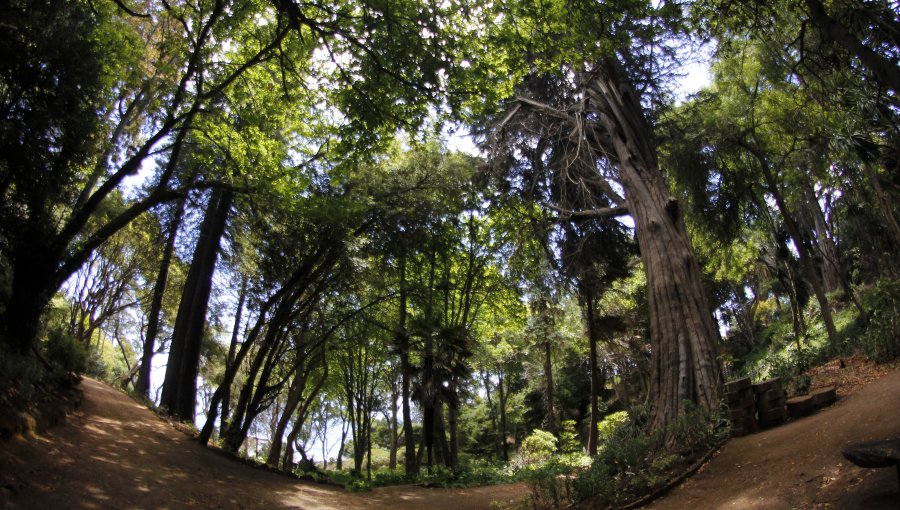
160,187,233,420
474,0,725,434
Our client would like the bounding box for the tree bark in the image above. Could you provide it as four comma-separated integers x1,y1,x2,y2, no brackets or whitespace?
542,338,559,434
589,58,723,435
389,370,400,470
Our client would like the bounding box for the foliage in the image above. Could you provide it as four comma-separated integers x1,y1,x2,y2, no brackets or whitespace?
859,280,900,363
517,429,558,467
597,411,629,441
42,327,88,377
558,420,581,455
571,403,726,507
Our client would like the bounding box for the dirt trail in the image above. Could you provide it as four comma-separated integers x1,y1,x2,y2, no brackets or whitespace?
0,378,526,510
647,366,900,510
2,367,899,509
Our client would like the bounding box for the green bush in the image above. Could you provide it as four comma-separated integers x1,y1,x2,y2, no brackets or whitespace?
42,327,87,376
521,455,582,509
518,429,558,467
559,419,581,454
597,411,629,442
860,279,900,362
0,343,44,404
371,467,411,487
572,403,726,507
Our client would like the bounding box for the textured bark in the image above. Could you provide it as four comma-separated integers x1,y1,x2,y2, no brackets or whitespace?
160,188,233,421
389,372,400,470
589,58,723,433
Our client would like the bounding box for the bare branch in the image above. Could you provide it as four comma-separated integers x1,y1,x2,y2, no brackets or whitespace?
542,202,631,220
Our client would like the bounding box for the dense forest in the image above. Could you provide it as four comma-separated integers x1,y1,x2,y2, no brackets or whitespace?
1,0,898,506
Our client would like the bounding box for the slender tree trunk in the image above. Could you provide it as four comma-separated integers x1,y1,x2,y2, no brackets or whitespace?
589,59,723,435
758,162,839,348
497,367,509,461
397,248,417,476
800,183,841,295
585,289,600,456
266,362,310,468
435,403,450,467
542,338,559,434
448,383,459,469
481,371,501,457
161,188,233,420
863,162,900,249
220,276,247,436
389,371,400,470
137,199,186,398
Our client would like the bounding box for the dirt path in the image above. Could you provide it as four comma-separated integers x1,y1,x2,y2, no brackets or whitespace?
647,365,900,510
2,367,899,510
0,378,527,510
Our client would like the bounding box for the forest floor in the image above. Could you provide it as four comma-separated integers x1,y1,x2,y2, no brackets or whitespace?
1,357,898,510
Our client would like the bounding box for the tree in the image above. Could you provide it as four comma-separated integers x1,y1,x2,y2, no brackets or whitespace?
160,187,233,420
467,0,727,435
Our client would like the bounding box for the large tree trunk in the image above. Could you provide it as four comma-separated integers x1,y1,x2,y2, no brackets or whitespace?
160,187,233,421
1,225,59,355
136,199,185,398
589,59,723,434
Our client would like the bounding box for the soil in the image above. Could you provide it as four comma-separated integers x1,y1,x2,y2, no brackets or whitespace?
1,359,899,510
646,358,900,510
0,378,527,510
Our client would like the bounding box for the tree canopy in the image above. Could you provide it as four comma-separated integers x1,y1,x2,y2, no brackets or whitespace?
1,0,898,506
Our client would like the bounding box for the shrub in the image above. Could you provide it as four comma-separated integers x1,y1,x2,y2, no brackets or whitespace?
572,403,726,507
559,420,581,454
518,429,558,467
597,411,629,442
860,279,900,362
42,327,87,377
